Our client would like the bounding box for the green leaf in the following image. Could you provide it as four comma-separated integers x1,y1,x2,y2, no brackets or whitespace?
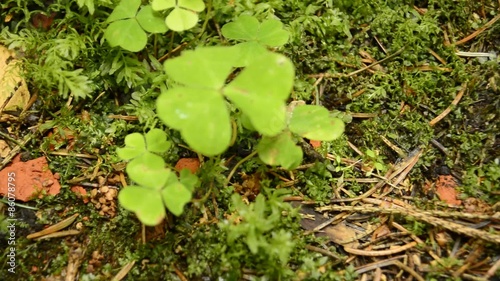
289,105,345,140
257,133,302,169
179,169,199,192
156,87,231,156
221,15,288,47
166,7,199,31
106,0,140,22
117,132,146,160
163,46,238,89
104,19,147,52
151,0,176,11
145,129,170,153
257,19,289,47
126,153,169,190
224,52,294,136
76,0,95,14
162,182,192,216
118,185,166,226
136,5,168,33
119,186,166,226
178,0,205,11
221,15,260,41
231,42,268,67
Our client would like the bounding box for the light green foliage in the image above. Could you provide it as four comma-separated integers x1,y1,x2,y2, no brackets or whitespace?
105,0,167,52
152,0,205,31
221,15,289,66
257,133,303,169
156,16,345,168
289,105,345,140
117,129,171,159
156,44,295,156
220,192,295,264
223,52,294,135
156,46,238,156
1,28,94,99
116,129,198,224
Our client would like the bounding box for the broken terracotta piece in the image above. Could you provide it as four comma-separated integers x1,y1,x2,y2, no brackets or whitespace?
174,158,200,174
435,175,462,206
0,154,61,201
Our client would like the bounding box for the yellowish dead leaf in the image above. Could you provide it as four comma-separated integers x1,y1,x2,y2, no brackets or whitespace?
0,45,29,112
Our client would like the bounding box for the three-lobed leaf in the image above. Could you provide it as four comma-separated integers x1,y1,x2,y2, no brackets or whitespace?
152,0,205,31
117,132,146,160
221,15,288,47
144,128,171,153
221,15,289,66
105,1,167,51
117,129,170,160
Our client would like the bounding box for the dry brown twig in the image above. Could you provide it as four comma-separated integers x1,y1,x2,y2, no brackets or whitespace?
316,205,500,244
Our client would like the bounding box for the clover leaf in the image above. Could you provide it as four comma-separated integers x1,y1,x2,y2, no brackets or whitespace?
156,87,231,156
118,185,166,226
222,15,288,46
105,0,167,52
224,52,294,136
289,105,345,140
222,15,289,66
117,132,146,160
116,129,170,160
163,47,238,88
162,181,192,216
257,132,303,170
126,153,170,190
152,0,205,31
144,128,171,153
119,153,198,223
157,47,239,156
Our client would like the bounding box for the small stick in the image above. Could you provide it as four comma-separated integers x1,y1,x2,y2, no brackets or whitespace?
451,14,500,46
305,244,343,260
344,241,418,256
429,82,467,126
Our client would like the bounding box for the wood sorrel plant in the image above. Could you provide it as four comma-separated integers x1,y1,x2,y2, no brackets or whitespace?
113,11,345,223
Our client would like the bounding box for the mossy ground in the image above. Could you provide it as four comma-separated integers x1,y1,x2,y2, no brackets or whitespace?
1,0,499,280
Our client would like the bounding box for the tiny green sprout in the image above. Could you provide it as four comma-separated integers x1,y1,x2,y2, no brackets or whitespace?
222,15,290,67
152,0,205,31
105,0,167,52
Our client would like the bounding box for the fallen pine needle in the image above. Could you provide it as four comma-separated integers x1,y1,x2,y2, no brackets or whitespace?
429,82,467,126
343,241,418,256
